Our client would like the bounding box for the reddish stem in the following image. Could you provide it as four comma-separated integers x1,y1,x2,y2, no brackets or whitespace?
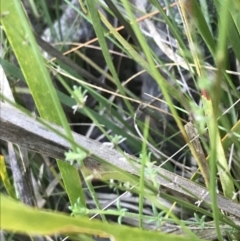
201,89,210,100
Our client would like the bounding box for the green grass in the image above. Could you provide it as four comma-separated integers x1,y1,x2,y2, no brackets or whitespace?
1,0,240,240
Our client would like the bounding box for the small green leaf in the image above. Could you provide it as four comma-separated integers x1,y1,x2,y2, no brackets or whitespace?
65,148,88,166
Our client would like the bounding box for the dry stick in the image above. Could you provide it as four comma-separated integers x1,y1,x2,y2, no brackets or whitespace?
123,214,240,240
184,122,210,185
7,144,36,206
1,103,240,220
163,215,240,240
0,66,36,206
